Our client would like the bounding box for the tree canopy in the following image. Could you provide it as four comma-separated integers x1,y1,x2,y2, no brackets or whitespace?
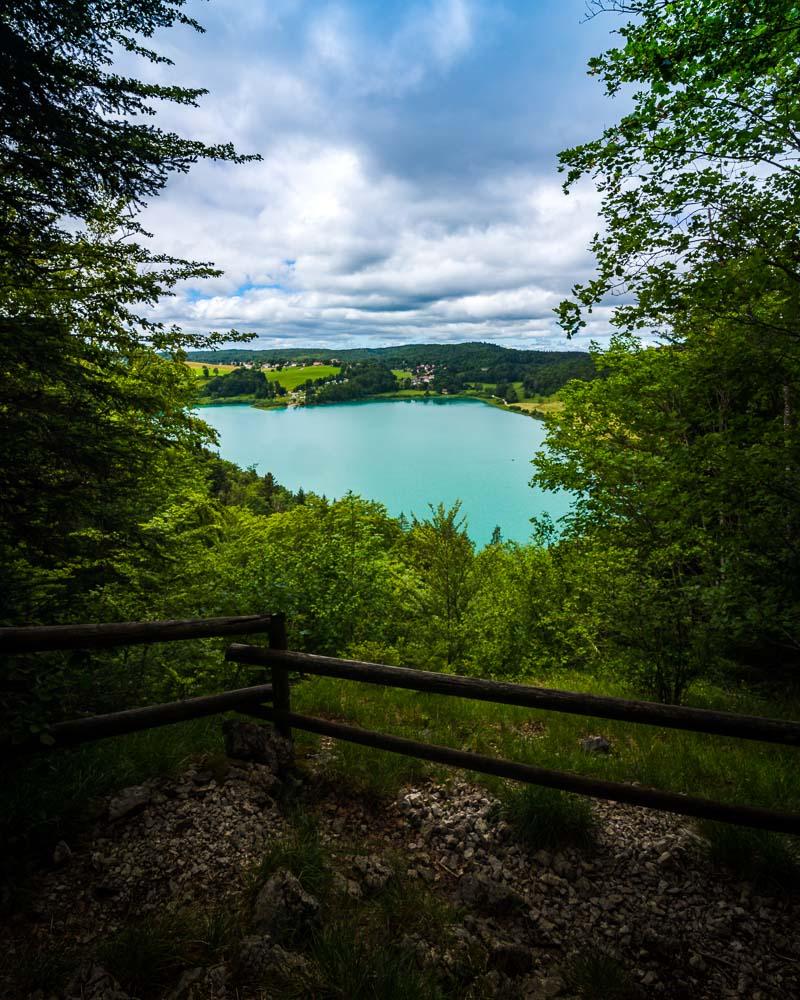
535,0,800,697
558,0,800,341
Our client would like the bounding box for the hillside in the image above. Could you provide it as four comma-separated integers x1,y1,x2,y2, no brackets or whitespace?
5,720,798,1000
187,344,598,400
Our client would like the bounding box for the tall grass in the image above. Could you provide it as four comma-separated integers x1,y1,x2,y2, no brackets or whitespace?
293,670,800,829
1,717,225,853
698,821,800,891
562,949,640,999
502,784,596,849
248,812,332,900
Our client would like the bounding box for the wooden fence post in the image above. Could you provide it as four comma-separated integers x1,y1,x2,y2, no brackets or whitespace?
268,613,292,742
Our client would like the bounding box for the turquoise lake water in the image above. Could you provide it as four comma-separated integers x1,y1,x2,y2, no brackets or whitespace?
200,398,570,547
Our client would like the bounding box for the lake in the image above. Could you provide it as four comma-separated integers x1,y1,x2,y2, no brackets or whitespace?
200,398,570,547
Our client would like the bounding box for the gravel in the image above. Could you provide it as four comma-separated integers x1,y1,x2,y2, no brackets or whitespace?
3,754,799,999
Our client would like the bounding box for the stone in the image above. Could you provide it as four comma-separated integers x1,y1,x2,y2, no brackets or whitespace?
252,869,320,943
66,962,130,1000
108,784,151,822
53,840,72,866
332,872,363,899
237,936,312,985
165,964,227,1000
457,873,526,915
580,735,611,754
352,854,394,894
491,940,533,977
222,720,293,771
237,935,275,981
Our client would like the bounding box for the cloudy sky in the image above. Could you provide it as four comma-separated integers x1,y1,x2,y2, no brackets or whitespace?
139,0,624,349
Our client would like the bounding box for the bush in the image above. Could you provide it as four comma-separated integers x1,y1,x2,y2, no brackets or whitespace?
698,821,800,892
562,949,639,999
502,784,596,849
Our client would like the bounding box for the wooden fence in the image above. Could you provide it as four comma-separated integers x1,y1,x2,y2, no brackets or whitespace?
3,615,800,835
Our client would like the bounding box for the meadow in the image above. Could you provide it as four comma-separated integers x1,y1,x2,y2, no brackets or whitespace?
186,361,342,392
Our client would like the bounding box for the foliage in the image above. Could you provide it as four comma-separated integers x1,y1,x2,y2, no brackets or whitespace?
462,539,611,679
562,949,639,1000
537,0,800,699
0,1,255,734
1,0,256,276
314,361,398,403
558,0,800,341
501,784,597,849
203,367,283,399
408,503,475,667
187,343,598,397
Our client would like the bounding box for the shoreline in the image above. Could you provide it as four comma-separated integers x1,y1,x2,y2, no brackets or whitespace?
194,392,551,420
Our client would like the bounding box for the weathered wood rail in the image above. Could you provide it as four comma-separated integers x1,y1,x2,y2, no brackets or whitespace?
4,614,800,834
0,613,276,653
1,614,283,754
227,644,800,836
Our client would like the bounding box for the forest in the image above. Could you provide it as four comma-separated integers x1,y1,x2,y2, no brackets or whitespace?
2,1,800,997
188,342,598,398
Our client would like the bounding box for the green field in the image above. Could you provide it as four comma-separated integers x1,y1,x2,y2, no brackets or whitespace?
186,362,341,394
514,398,565,416
264,364,340,390
186,360,237,375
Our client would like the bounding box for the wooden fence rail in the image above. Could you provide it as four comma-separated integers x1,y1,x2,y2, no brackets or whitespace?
226,646,800,747
0,614,277,654
227,643,800,835
3,684,275,756
4,615,799,836
245,704,800,836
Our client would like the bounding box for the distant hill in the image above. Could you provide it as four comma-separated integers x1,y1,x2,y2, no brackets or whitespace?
186,342,598,397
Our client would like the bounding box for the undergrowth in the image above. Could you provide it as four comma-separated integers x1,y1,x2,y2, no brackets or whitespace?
247,811,333,900
1,717,225,855
501,784,596,849
562,949,640,999
97,904,240,998
698,821,800,892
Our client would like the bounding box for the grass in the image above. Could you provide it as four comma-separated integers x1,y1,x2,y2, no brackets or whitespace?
292,670,800,853
186,362,342,397
562,950,640,999
277,922,446,1000
241,812,460,998
698,821,800,891
502,784,596,849
248,811,332,900
1,940,76,997
98,911,194,997
185,360,237,375
513,398,565,416
265,364,341,390
97,904,240,998
1,716,225,854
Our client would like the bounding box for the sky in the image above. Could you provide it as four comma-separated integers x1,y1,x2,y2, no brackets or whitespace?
138,0,626,350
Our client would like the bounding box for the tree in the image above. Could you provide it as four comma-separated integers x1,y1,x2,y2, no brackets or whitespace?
1,0,256,280
558,0,800,342
0,2,255,632
535,1,800,697
408,502,475,667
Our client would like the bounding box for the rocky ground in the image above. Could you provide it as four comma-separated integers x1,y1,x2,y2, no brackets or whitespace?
2,723,799,999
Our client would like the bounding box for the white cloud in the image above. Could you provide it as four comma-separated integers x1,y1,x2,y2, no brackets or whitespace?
130,0,612,349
